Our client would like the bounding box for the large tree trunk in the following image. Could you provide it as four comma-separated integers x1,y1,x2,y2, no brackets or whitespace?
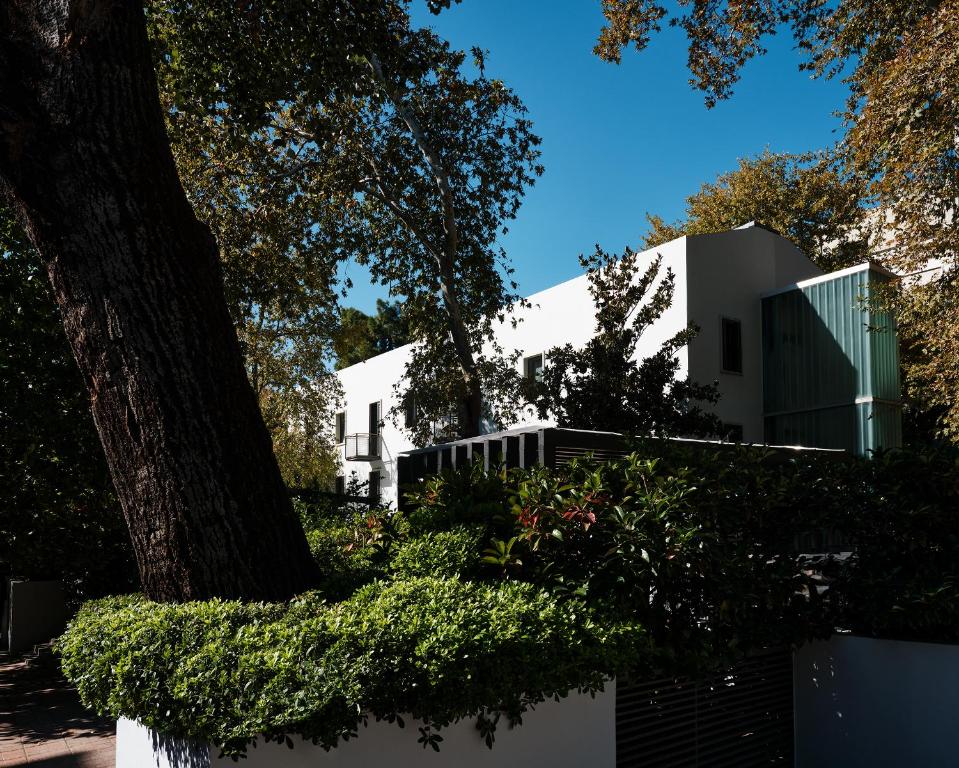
0,0,319,601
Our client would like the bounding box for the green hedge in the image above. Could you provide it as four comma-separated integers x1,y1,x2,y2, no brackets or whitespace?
59,580,646,756
57,443,959,755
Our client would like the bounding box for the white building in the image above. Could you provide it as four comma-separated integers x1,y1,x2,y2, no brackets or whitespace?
334,223,838,506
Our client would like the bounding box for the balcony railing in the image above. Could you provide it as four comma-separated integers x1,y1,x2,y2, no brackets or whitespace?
344,433,381,461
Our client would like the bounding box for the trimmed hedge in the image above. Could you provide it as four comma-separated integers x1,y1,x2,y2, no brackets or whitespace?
59,580,646,756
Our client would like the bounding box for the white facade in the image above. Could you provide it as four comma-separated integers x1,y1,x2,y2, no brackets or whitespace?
335,224,822,506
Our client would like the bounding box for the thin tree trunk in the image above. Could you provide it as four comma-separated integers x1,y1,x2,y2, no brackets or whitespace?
0,0,318,601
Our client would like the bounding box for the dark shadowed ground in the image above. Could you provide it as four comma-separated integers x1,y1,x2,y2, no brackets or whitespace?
0,653,114,767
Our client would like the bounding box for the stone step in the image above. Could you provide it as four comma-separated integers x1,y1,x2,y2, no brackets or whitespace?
21,640,57,671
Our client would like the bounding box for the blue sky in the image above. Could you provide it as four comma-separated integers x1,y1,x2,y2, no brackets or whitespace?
340,1,850,313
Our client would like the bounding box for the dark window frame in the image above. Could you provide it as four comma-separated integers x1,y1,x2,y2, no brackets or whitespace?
523,353,544,383
720,317,744,375
368,469,381,501
335,411,346,443
722,423,744,443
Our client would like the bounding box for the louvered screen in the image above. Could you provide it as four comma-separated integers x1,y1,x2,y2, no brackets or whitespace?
617,649,793,767
553,446,628,466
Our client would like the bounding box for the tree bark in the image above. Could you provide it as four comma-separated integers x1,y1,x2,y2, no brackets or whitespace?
0,0,319,601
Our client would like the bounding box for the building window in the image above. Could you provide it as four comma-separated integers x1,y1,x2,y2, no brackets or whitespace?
369,401,381,435
404,397,417,429
335,411,346,443
334,475,345,495
524,353,544,383
722,423,744,443
368,469,381,501
721,318,743,374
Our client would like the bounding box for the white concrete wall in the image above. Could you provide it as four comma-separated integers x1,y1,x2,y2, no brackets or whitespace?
685,226,821,442
794,635,959,767
117,684,615,768
334,345,411,505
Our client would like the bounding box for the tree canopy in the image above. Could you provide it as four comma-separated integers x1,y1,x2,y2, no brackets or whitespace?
151,0,542,443
333,300,411,370
643,151,868,272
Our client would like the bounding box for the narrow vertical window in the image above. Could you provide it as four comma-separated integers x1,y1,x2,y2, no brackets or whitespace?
368,469,381,501
334,475,345,495
721,318,743,374
524,353,544,383
368,401,381,457
404,397,417,429
335,411,346,443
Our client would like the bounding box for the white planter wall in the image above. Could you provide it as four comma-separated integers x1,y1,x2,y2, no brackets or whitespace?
795,635,959,767
117,683,615,768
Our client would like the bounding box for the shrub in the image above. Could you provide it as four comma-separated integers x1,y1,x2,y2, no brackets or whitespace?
389,526,486,580
57,441,959,756
58,579,645,756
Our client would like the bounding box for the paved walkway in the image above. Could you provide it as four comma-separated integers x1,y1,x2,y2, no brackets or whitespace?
0,654,114,767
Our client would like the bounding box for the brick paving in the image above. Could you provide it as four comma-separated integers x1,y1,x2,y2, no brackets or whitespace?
0,653,114,768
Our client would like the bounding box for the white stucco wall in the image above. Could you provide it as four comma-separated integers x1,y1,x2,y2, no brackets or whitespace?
794,635,959,767
685,226,822,442
335,345,411,505
335,226,820,503
116,684,615,768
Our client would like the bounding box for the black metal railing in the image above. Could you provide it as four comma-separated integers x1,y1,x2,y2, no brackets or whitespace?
344,433,381,461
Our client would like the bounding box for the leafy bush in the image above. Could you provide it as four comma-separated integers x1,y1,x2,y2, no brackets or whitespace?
389,526,486,580
58,580,645,756
304,509,399,600
57,441,959,756
399,441,959,647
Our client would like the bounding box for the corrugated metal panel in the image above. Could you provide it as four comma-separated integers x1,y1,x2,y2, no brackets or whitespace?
763,271,872,414
762,267,901,455
865,272,901,402
616,649,793,767
765,405,860,451
861,401,903,453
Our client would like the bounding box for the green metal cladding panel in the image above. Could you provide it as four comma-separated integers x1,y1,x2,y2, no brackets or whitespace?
762,267,901,455
765,402,902,454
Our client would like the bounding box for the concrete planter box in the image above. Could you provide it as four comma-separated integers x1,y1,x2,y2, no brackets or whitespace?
2,579,69,653
795,635,959,766
116,683,615,768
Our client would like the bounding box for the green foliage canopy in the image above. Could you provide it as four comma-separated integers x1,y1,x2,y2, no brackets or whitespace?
150,1,542,443
333,300,411,370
